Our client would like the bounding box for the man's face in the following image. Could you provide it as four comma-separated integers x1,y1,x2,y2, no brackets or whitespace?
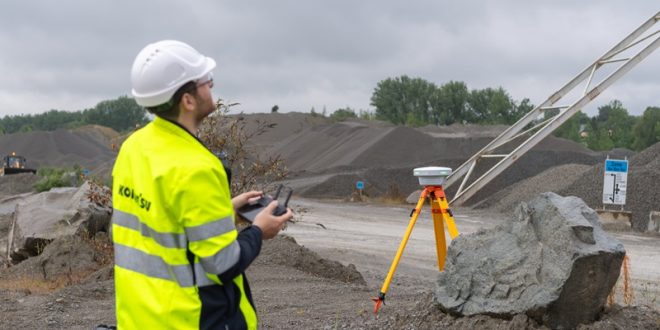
194,74,216,119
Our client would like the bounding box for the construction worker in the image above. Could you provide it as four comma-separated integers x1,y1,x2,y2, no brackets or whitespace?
111,40,293,329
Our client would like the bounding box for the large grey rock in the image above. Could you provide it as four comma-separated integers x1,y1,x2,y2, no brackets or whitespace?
7,182,111,262
0,193,36,262
435,192,625,329
406,189,422,204
649,211,660,233
0,192,36,216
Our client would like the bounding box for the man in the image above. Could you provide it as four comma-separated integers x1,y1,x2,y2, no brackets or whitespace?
112,40,292,329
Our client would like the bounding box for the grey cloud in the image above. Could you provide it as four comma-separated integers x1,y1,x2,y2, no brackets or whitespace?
0,1,657,116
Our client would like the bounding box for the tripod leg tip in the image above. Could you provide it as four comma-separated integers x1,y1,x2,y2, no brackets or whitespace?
372,292,386,314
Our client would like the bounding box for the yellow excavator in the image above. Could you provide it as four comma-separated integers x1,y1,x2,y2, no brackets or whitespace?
1,152,37,176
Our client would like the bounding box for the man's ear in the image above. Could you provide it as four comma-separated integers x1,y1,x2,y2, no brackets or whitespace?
180,92,197,113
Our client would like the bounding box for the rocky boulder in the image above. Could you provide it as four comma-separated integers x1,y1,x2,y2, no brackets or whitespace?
6,182,111,263
1,193,37,263
435,192,625,329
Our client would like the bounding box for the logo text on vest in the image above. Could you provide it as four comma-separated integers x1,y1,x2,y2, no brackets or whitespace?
118,185,152,211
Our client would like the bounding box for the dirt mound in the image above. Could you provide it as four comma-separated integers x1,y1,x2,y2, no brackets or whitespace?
258,113,602,203
256,235,366,285
559,141,660,230
349,292,660,329
296,166,445,199
419,123,509,138
71,125,120,146
351,126,487,169
269,121,396,173
288,136,600,203
0,126,116,171
239,112,331,149
1,234,112,285
0,276,115,329
475,164,592,212
270,120,493,175
0,173,39,196
87,159,115,184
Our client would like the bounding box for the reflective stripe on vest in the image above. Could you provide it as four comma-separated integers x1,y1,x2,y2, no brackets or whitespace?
115,242,229,288
114,243,195,287
112,209,236,249
112,209,241,283
113,210,186,248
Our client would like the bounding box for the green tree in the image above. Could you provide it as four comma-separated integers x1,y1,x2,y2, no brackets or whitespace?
83,96,148,132
586,129,615,151
0,110,83,133
371,76,437,125
0,96,148,134
0,114,34,133
590,100,636,150
554,111,590,142
358,109,374,120
512,98,534,122
271,105,279,113
330,107,358,121
34,110,82,131
632,106,660,151
467,87,519,124
433,81,470,125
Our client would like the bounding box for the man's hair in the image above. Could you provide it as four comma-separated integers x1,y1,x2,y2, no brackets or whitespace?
145,81,199,119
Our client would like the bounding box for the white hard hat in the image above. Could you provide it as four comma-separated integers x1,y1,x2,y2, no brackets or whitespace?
131,40,216,107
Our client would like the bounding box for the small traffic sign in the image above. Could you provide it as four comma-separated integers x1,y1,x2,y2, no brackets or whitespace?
356,181,365,190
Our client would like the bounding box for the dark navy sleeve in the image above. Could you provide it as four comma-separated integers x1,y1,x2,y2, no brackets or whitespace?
217,225,262,282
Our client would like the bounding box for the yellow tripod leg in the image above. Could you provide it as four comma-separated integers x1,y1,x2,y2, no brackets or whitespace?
431,198,447,271
373,188,427,313
437,193,460,239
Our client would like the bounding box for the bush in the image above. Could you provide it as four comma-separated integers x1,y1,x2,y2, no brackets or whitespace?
34,166,83,192
330,108,358,122
197,100,287,195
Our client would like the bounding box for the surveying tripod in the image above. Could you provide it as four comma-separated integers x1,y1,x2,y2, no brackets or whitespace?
372,185,460,313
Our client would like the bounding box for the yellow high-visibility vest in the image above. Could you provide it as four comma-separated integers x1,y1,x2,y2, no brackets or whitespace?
112,117,257,329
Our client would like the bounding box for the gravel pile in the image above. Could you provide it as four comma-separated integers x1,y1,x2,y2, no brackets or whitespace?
266,116,602,203
558,141,660,231
0,173,39,197
255,235,365,285
239,112,332,150
458,138,601,205
475,163,593,212
350,292,660,330
474,142,653,231
418,123,509,138
0,126,117,170
268,119,493,174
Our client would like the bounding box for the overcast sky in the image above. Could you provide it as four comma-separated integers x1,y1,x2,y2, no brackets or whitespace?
1,1,658,118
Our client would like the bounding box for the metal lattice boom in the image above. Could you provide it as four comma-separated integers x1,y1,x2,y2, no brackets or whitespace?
447,11,660,206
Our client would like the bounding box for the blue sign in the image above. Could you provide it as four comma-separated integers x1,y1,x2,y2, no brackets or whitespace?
603,159,628,205
605,159,628,173
356,181,365,190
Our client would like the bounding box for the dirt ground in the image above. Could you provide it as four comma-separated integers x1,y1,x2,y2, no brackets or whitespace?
1,198,658,329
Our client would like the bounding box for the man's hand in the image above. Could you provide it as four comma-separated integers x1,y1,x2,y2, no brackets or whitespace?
232,191,263,211
252,201,293,240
